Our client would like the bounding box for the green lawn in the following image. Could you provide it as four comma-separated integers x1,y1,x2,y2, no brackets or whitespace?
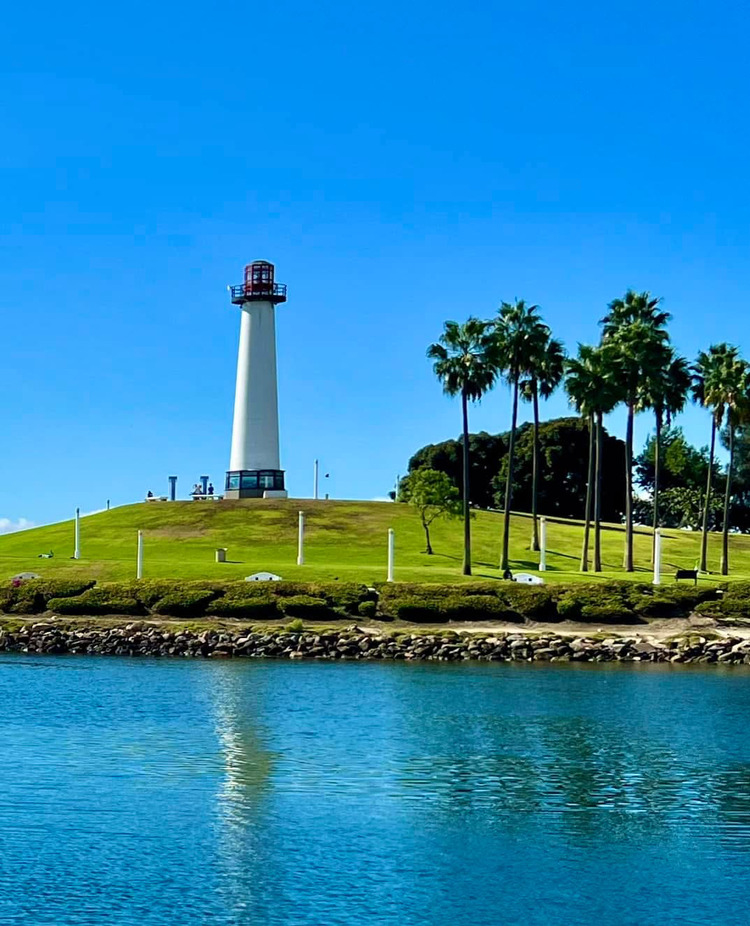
0,498,746,585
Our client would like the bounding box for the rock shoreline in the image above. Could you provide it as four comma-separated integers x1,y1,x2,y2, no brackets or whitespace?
2,623,750,666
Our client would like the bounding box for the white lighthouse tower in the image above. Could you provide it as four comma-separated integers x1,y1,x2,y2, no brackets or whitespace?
224,260,288,499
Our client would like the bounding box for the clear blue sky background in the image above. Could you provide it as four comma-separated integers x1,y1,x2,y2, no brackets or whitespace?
2,0,749,530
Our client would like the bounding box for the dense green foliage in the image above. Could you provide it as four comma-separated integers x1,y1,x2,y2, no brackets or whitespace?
407,418,626,521
406,432,506,509
4,576,750,624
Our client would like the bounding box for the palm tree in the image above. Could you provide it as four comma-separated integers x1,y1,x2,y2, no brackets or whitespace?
600,291,671,572
427,318,499,576
520,334,566,551
494,300,547,572
718,355,750,575
564,344,618,572
642,349,691,559
692,344,737,572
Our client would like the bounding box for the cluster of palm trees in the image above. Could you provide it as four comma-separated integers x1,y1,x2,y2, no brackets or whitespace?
428,290,749,578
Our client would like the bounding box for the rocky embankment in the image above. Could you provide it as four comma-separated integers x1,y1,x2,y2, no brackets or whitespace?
1,622,750,665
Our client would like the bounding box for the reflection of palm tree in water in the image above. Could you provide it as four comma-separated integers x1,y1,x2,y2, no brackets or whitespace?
399,710,729,843
206,663,279,918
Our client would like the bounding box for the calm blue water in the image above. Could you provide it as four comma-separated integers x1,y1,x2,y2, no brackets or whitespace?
1,656,749,926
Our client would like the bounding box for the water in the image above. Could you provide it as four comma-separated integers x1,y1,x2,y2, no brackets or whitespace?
1,656,749,926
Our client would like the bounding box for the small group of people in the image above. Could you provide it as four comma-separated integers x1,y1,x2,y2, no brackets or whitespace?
192,482,215,497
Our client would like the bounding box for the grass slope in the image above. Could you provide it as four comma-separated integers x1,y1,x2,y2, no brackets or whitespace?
0,498,747,585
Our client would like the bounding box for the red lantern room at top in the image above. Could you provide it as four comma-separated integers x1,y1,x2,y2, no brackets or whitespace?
230,260,287,305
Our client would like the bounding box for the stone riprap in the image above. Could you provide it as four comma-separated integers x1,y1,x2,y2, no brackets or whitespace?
1,623,750,665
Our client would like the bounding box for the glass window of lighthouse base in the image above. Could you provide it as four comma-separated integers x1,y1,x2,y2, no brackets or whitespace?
225,471,285,491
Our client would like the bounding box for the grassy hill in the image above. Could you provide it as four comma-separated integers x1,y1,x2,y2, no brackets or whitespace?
0,498,748,585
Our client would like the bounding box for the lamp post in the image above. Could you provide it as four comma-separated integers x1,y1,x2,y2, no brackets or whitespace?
539,517,547,571
297,511,305,566
653,529,662,585
136,531,144,579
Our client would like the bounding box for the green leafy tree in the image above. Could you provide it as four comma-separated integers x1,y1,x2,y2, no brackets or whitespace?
600,290,671,571
635,427,717,496
494,300,548,571
406,432,506,509
633,486,722,531
725,424,750,531
407,418,626,535
399,468,462,554
427,319,499,575
520,333,566,551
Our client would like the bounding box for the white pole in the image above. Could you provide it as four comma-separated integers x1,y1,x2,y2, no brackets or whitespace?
297,511,305,566
136,530,144,579
74,507,80,560
387,528,395,583
539,517,546,571
653,528,662,585
314,459,319,500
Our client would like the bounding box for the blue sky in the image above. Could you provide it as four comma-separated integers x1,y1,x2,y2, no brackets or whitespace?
2,0,749,529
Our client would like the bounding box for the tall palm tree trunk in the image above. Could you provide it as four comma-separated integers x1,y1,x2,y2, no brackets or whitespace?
623,402,634,571
700,419,716,572
594,411,603,572
721,425,735,576
461,389,472,576
651,411,662,564
500,378,519,572
530,385,540,551
580,413,594,571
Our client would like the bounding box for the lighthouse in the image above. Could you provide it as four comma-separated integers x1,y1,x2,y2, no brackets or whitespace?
224,260,288,499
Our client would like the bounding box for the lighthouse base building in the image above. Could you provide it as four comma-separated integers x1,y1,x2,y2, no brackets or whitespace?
224,260,288,499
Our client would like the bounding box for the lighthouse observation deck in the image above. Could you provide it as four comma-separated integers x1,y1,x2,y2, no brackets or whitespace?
230,260,287,304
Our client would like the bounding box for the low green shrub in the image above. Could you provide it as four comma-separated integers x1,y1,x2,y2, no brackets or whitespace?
721,582,750,600
579,604,644,624
702,598,750,619
48,586,143,616
206,598,282,620
443,595,521,622
718,599,750,615
221,582,288,600
281,595,336,620
393,599,448,623
151,587,218,618
0,578,97,614
693,600,722,616
377,582,502,602
131,580,182,607
219,581,371,613
286,618,305,633
632,585,718,618
555,585,634,622
503,587,557,620
357,600,377,618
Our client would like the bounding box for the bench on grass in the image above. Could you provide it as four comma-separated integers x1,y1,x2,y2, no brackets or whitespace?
675,569,698,585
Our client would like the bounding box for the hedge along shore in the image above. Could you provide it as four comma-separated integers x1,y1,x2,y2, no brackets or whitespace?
2,577,750,665
4,577,750,624
2,621,750,665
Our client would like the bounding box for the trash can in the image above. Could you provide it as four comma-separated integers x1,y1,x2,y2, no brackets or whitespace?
216,548,227,563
